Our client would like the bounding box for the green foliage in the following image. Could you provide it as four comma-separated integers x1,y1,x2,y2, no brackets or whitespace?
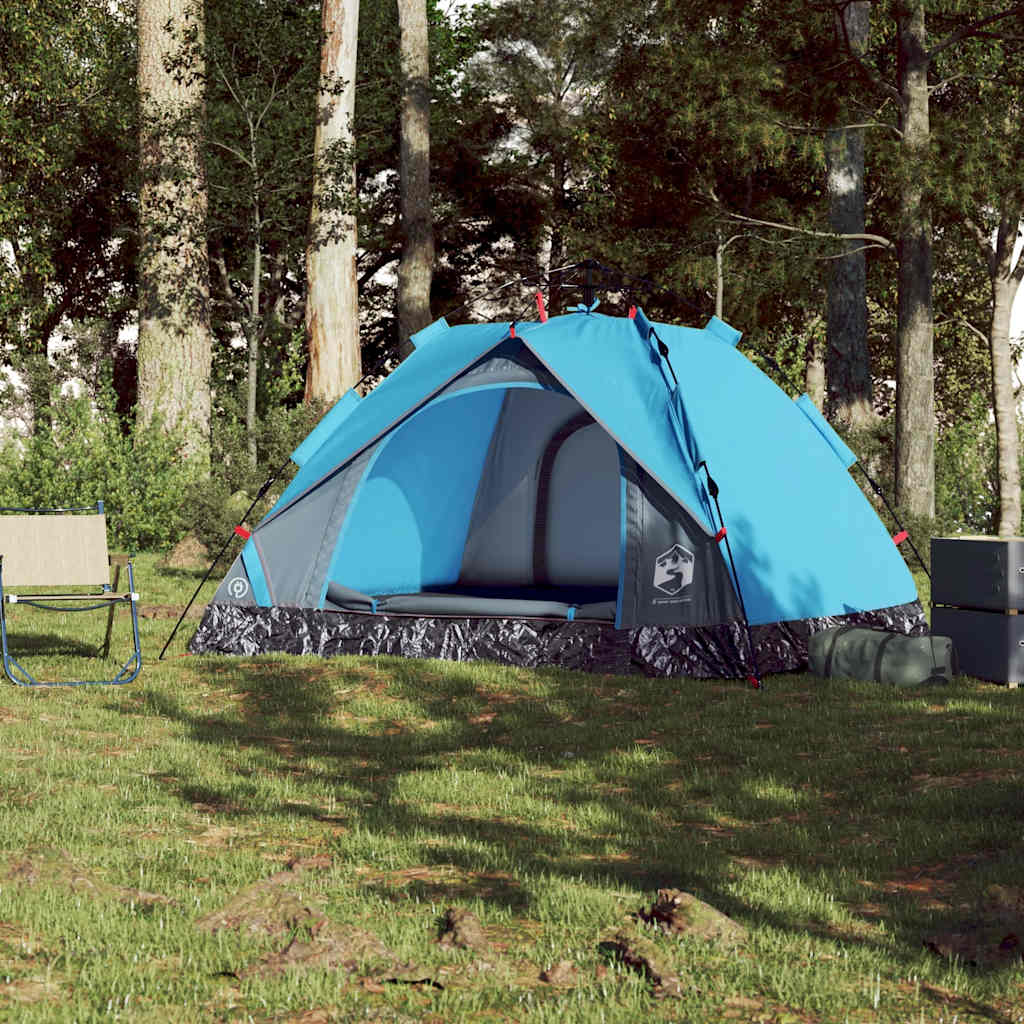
0,0,137,389
203,0,323,363
183,390,322,553
840,394,1017,573
0,387,198,552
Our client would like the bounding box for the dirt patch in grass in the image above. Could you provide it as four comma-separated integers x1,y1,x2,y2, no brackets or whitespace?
161,536,209,571
359,864,525,907
600,928,684,999
438,908,489,951
637,888,748,947
5,850,174,909
0,975,65,1005
139,604,206,620
0,922,47,964
539,959,580,986
196,858,439,987
860,848,1008,916
924,885,1024,968
196,855,334,937
911,768,1020,791
240,920,433,984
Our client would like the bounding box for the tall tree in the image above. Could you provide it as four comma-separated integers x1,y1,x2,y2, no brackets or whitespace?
945,33,1024,535
976,213,1024,534
826,1,875,430
137,0,213,463
893,2,935,518
467,0,623,310
888,1,1024,519
0,0,137,429
396,0,434,356
305,0,362,405
205,0,322,464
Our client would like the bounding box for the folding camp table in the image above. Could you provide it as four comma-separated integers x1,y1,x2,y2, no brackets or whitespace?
0,503,141,686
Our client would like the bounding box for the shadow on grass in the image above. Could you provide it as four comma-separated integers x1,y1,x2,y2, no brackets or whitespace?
116,655,1024,973
3,631,105,659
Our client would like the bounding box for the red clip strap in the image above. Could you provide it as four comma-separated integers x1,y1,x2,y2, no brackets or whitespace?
234,526,251,540
892,530,908,545
714,526,727,543
535,291,548,322
628,305,637,319
509,323,516,338
747,675,761,690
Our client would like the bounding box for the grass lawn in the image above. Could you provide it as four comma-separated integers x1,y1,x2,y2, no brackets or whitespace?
0,554,1021,1022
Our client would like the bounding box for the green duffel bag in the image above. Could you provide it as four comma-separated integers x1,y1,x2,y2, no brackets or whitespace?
808,626,957,687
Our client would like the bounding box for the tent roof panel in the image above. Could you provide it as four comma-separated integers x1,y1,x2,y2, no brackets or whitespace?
266,321,510,520
653,320,918,623
522,312,715,534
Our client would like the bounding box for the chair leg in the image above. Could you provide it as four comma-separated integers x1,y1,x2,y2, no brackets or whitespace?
101,563,121,659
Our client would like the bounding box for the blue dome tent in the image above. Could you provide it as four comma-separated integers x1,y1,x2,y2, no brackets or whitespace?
190,305,925,679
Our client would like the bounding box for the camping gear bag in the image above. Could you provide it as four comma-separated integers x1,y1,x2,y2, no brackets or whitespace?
808,626,956,687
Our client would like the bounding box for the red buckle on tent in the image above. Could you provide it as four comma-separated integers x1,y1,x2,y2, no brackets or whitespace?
535,291,548,322
234,526,251,540
892,530,908,545
509,323,516,338
714,527,727,543
747,675,761,690
628,305,637,319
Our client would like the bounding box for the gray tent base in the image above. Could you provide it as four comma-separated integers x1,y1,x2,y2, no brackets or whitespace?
189,601,926,678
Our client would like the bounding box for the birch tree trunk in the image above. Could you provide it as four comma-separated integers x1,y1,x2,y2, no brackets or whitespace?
894,3,935,518
137,0,212,465
305,0,361,404
396,0,434,358
988,213,1024,536
825,0,874,430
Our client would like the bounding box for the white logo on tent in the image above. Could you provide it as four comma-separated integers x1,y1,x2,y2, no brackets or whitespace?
228,577,250,600
653,543,694,596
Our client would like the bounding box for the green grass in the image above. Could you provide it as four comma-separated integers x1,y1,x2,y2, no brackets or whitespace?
0,554,1021,1021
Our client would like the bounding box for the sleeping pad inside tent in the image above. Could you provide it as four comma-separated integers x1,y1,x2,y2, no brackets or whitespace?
190,307,926,678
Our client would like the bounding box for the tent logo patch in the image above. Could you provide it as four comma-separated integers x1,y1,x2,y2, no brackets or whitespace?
653,543,694,596
228,577,251,600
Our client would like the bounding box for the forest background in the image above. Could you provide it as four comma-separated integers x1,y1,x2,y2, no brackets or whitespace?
1,0,1023,561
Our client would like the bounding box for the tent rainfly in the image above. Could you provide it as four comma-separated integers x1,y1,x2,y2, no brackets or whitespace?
190,307,925,679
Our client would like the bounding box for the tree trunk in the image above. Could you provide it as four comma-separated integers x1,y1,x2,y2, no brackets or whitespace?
715,230,725,320
989,212,1024,536
396,0,434,358
547,155,568,315
825,0,874,430
894,3,935,518
137,0,213,465
305,0,362,405
247,225,261,468
805,318,826,409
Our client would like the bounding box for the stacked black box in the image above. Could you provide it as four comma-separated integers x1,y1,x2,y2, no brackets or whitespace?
931,536,1024,686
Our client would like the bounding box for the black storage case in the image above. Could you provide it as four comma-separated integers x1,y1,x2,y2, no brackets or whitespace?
931,537,1024,686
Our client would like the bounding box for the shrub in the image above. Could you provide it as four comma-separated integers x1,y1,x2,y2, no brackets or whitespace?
0,388,198,552
181,398,323,552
